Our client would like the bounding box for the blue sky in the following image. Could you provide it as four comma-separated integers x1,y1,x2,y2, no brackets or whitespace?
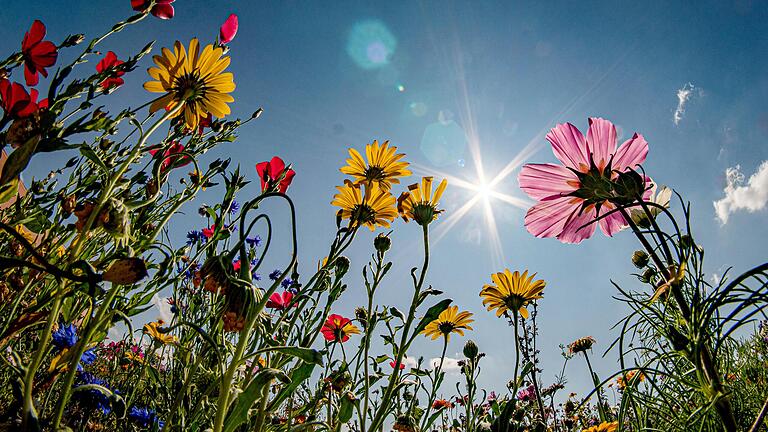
3,1,768,398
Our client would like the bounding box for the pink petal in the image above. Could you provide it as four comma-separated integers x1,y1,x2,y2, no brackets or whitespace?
219,14,238,44
546,122,589,171
524,196,581,239
558,205,597,244
597,202,627,237
518,163,579,201
586,117,617,172
612,133,648,172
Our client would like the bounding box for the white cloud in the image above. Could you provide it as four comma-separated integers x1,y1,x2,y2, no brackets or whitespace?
430,356,462,374
673,83,694,125
152,293,174,323
402,356,419,369
714,160,768,224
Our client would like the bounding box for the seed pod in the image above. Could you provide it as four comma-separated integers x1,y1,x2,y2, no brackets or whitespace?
631,250,649,268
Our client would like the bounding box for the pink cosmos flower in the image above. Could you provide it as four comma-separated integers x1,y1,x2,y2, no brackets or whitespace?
131,0,175,19
518,118,651,244
266,291,296,310
219,14,239,45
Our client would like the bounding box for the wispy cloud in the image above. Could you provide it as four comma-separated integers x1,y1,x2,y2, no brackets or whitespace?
673,82,697,126
714,160,768,224
430,356,462,374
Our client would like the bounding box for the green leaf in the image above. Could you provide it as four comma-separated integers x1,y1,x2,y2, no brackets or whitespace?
338,393,356,423
0,178,20,205
223,368,289,432
414,298,453,335
267,362,316,412
258,346,324,365
80,146,109,173
389,307,405,321
1,135,40,186
374,355,389,364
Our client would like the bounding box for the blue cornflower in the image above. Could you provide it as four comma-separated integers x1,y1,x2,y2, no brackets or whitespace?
186,230,204,246
74,372,113,414
269,270,282,281
79,348,97,370
128,406,164,429
281,278,293,289
252,273,262,281
229,200,240,215
52,323,78,350
246,235,262,248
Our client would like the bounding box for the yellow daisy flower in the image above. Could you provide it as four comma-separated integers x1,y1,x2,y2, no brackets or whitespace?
421,306,474,341
397,176,448,226
144,38,235,131
583,421,619,432
339,140,411,190
331,180,397,231
143,320,177,345
480,269,545,319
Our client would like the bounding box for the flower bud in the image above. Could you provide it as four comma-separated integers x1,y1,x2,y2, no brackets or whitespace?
463,339,479,359
102,258,148,285
631,250,649,268
251,108,264,119
679,234,694,250
63,34,85,47
374,233,391,253
334,256,350,276
640,268,656,284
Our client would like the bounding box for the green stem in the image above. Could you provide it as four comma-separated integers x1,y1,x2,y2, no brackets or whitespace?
21,296,62,430
419,338,448,431
583,351,607,422
368,225,430,431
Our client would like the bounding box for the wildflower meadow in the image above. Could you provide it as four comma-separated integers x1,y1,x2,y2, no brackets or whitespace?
0,2,767,432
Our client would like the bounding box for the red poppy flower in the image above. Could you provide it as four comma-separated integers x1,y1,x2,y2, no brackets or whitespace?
201,225,216,239
0,79,46,118
432,399,454,409
232,260,241,271
256,156,295,194
266,291,296,310
148,141,190,172
21,20,58,86
131,0,175,19
96,51,125,90
320,314,361,343
389,361,405,370
219,14,238,45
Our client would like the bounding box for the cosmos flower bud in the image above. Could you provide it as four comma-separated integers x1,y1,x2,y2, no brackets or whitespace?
374,233,391,253
102,257,148,285
631,250,649,268
463,339,479,359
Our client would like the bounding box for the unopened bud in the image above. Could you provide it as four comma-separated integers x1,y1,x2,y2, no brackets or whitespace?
463,339,479,359
334,256,350,276
374,233,391,253
63,34,85,47
251,108,264,119
631,250,649,269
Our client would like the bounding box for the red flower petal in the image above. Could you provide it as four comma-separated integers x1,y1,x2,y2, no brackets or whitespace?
219,14,238,44
152,3,175,19
22,20,46,50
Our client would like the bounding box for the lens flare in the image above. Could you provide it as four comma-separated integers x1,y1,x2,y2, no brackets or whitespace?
346,20,397,70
